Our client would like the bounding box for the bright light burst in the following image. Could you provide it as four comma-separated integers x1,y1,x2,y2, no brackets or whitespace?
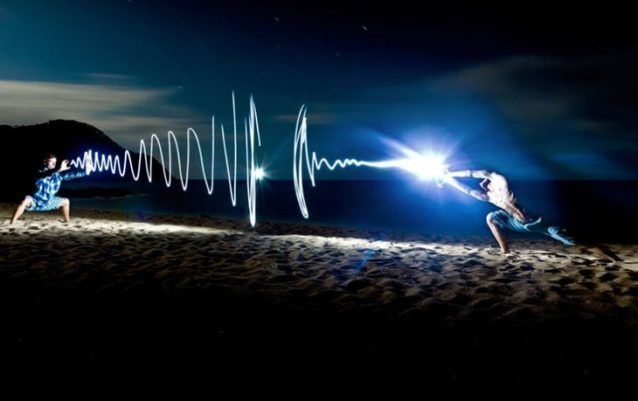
254,167,266,180
362,151,448,181
293,105,450,218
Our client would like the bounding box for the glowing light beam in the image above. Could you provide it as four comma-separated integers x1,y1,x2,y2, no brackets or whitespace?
70,93,263,226
293,106,448,219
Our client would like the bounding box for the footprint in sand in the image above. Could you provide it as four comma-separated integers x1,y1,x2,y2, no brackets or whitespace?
599,272,618,282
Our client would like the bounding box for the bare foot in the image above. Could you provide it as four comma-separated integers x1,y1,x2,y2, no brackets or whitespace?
59,219,70,224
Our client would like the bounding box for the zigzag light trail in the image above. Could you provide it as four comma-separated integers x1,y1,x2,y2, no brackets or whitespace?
293,105,447,219
70,93,263,226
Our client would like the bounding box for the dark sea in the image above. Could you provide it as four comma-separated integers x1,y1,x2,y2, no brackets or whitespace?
62,179,638,242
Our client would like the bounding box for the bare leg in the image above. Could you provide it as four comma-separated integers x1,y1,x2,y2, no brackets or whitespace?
10,197,31,224
60,198,71,223
486,214,509,254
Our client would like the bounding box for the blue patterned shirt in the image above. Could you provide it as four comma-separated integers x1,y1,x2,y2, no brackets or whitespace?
30,168,87,209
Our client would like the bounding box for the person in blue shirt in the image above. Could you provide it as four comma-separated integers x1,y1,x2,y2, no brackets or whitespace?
10,153,93,224
443,169,575,254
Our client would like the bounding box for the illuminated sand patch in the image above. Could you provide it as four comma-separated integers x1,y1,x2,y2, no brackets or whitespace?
3,203,637,323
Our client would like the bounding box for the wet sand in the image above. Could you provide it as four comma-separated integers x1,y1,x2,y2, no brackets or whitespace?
1,203,637,399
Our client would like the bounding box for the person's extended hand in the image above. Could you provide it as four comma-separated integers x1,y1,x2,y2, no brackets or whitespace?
59,160,70,172
436,168,450,188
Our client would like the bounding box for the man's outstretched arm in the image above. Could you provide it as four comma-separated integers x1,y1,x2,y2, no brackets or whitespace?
60,158,93,180
447,169,493,179
34,161,71,180
34,169,58,180
60,169,88,181
444,175,489,202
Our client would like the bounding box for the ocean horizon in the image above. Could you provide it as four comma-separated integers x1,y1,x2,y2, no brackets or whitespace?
60,179,638,242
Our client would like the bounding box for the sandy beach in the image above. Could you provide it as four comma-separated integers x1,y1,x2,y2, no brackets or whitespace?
1,203,637,398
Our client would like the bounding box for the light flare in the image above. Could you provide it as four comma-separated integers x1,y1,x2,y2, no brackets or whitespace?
254,167,266,180
293,106,448,218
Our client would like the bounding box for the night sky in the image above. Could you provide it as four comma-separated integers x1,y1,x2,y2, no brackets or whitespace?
1,0,637,179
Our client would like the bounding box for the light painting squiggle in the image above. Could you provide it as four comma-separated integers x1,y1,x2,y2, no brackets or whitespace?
68,98,447,225
293,105,448,218
70,93,263,226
